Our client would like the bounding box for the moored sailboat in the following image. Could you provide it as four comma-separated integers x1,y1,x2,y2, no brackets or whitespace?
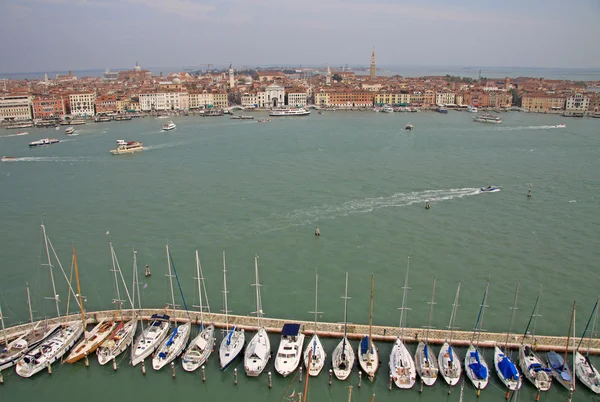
415,278,439,386
546,301,576,392
152,246,192,370
332,272,355,380
464,280,490,392
358,274,379,381
303,273,326,376
182,251,215,372
438,282,462,386
219,250,245,369
494,282,522,391
244,255,271,376
390,257,416,389
574,298,600,394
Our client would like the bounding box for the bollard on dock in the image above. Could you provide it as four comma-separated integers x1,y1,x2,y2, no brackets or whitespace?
112,357,117,371
84,353,89,367
142,359,146,375
329,369,333,385
358,371,362,388
202,365,206,382
171,362,175,378
234,368,238,385
388,375,392,390
299,366,302,382
47,362,52,375
268,371,272,388
419,379,423,393
0,370,3,385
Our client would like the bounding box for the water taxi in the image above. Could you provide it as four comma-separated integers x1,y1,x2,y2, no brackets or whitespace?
162,121,176,130
65,127,75,135
29,138,59,147
110,140,144,155
269,108,310,117
473,113,502,124
1,156,18,162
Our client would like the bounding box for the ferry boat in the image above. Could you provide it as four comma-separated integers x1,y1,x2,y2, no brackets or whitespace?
467,105,478,113
94,116,112,123
381,106,394,113
162,121,176,131
6,122,33,129
435,107,449,114
70,119,86,125
110,140,144,155
65,127,75,135
473,113,502,124
29,138,59,147
269,108,311,117
274,323,305,377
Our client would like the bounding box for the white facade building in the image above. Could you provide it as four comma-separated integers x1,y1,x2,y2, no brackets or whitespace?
0,95,33,121
435,92,456,106
566,93,589,112
189,92,215,109
139,92,189,111
265,84,285,108
241,92,265,108
69,92,96,116
287,91,307,107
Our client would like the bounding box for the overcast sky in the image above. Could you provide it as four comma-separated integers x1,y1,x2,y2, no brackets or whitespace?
1,0,599,73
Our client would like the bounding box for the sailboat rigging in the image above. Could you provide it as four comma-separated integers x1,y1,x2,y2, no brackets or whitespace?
464,279,490,391
574,297,600,394
358,274,379,381
244,255,271,376
415,278,439,386
304,273,326,376
219,250,245,369
494,282,522,391
332,272,355,380
546,301,576,391
438,282,462,386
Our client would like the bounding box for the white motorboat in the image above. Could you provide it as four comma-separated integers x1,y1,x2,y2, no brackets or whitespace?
269,107,310,117
467,105,478,113
244,255,271,377
274,323,305,377
414,279,439,386
29,138,59,147
65,127,75,135
381,106,394,113
219,250,245,369
130,314,170,366
494,283,522,391
358,275,379,381
162,121,176,130
438,283,462,386
473,113,502,123
303,274,326,377
574,298,600,394
152,245,192,371
110,140,143,155
390,257,416,389
332,272,355,380
182,251,215,372
464,281,491,391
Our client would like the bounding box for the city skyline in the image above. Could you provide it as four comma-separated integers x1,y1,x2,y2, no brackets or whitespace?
1,0,600,73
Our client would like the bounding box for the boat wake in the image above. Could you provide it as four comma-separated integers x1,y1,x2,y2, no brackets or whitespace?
0,156,93,163
495,125,565,131
143,140,193,151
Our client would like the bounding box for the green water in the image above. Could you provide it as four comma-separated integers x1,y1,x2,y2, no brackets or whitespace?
1,111,599,401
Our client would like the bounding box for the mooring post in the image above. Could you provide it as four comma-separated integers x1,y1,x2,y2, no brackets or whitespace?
47,362,52,375
388,375,392,390
0,370,4,385
419,379,423,393
171,362,175,378
234,368,238,385
142,359,146,375
299,366,302,382
112,356,117,371
329,369,333,385
358,371,362,388
202,365,206,382
268,371,272,388
84,353,89,367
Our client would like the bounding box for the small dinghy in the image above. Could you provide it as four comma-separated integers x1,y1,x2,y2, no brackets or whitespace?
480,186,500,193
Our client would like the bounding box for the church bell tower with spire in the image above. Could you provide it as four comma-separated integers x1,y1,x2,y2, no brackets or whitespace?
369,48,376,80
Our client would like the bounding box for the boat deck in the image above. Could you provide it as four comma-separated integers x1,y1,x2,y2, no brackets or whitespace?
4,309,599,355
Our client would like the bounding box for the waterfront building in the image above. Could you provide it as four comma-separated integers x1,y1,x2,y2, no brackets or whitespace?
189,92,215,109
286,89,307,107
455,93,464,106
0,94,33,121
487,91,512,108
95,95,118,114
374,92,411,106
329,91,374,108
265,84,285,108
139,92,167,111
435,91,456,106
32,96,66,119
588,95,600,113
521,93,566,113
423,90,436,107
314,91,330,107
69,92,96,116
211,90,228,109
565,93,590,113
462,91,490,108
241,92,265,108
410,92,424,106
369,48,376,80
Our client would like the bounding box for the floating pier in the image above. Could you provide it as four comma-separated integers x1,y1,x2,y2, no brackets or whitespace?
3,308,600,355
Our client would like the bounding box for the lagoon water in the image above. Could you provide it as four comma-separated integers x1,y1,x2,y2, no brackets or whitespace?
0,110,599,401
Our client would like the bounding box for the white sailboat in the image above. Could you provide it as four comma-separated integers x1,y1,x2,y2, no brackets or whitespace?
546,301,576,392
16,231,84,378
575,298,600,394
518,286,552,392
182,251,215,372
332,272,355,380
464,280,491,391
303,273,326,376
358,274,379,381
494,282,522,391
219,250,245,369
152,245,191,370
0,284,60,371
97,245,138,365
438,282,462,386
244,255,271,376
415,278,439,386
390,257,416,389
274,322,304,377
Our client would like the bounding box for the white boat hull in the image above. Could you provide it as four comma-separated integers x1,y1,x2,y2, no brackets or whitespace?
438,342,461,386
219,328,245,369
390,338,416,389
16,322,84,378
358,337,379,381
182,324,215,372
493,346,522,391
464,344,489,390
575,351,600,394
519,344,552,391
244,328,271,376
152,322,191,370
274,333,305,377
332,337,354,380
303,334,326,376
0,323,60,371
130,320,170,366
97,319,137,365
414,341,438,386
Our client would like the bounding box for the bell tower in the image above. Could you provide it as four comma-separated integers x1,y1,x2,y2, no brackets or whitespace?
369,48,376,80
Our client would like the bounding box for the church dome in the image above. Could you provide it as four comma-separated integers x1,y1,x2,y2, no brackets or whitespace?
244,76,253,83
172,77,182,84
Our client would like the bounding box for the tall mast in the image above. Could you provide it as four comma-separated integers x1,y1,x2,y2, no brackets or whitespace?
109,242,124,318
586,298,599,357
26,282,34,323
563,301,575,372
367,274,374,357
399,256,411,340
341,272,350,352
222,250,230,332
572,304,577,392
475,280,490,347
448,282,462,345
199,253,211,315
0,304,7,346
521,286,542,344
424,278,437,343
41,224,61,318
252,255,263,328
531,285,543,338
194,251,205,328
165,245,176,322
133,249,144,335
308,274,322,332
73,246,86,334
504,282,520,350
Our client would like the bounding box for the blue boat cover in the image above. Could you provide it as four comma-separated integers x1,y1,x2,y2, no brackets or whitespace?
448,345,454,363
424,344,429,361
468,350,488,379
227,326,236,346
151,314,170,321
498,356,519,381
360,337,373,355
282,323,301,336
166,327,178,347
548,351,572,381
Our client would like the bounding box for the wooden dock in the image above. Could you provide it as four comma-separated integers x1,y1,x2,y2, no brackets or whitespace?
4,308,599,355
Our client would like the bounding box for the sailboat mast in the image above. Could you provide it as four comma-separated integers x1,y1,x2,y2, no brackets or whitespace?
475,280,490,347
26,282,34,323
504,282,520,350
531,285,543,338
342,272,349,348
165,245,176,319
109,242,123,318
572,305,576,391
41,224,61,318
133,249,144,334
199,253,211,315
252,255,263,328
222,250,229,332
425,278,436,343
399,256,410,339
73,246,86,332
195,251,204,325
367,274,374,357
563,301,575,369
448,282,461,345
313,274,319,331
587,299,599,357
0,304,7,346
